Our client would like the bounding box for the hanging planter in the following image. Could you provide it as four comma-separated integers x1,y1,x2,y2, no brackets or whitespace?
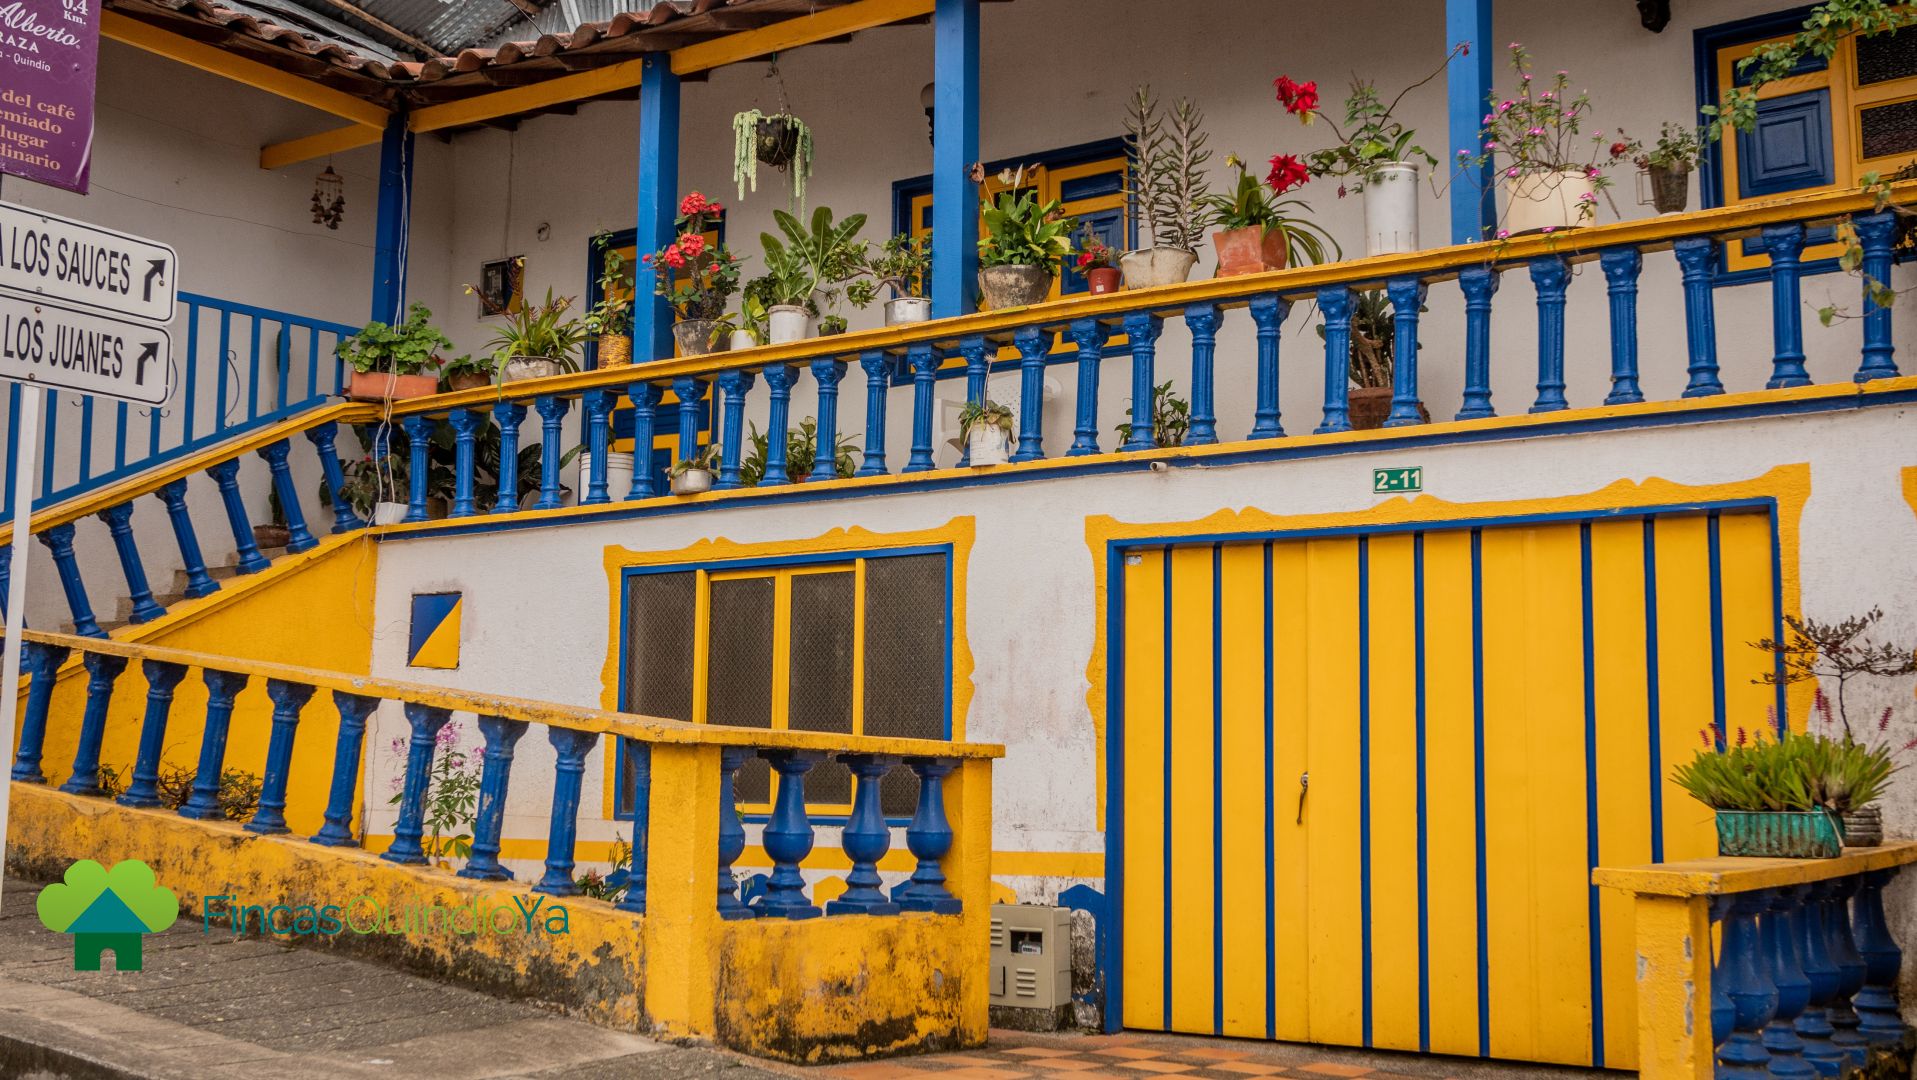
756,116,802,168
733,109,814,208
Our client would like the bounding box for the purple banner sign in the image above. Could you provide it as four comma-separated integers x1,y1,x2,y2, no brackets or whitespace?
0,0,101,195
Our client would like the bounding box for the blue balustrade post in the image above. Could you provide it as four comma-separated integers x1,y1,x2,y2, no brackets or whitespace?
1854,212,1899,381
827,754,902,915
616,739,651,914
447,408,484,516
581,390,612,504
855,352,892,477
894,757,961,914
1529,256,1571,413
246,679,316,834
460,715,529,881
60,653,127,795
635,54,680,363
1249,296,1289,438
304,421,365,533
1796,880,1845,1077
259,439,318,552
754,749,824,919
1456,267,1500,420
207,460,271,573
624,383,662,499
761,363,797,485
1717,890,1777,1080
1180,304,1223,444
372,423,391,464
39,524,103,637
12,643,70,782
1599,247,1645,405
312,692,377,846
672,377,705,466
931,0,980,320
1385,277,1427,426
1850,868,1904,1044
382,702,451,863
1012,328,1050,462
957,336,990,465
1712,897,1738,1046
534,396,570,511
179,669,248,819
1763,885,1818,1079
1760,223,1812,388
716,746,755,920
1674,236,1726,397
1315,287,1354,434
491,402,527,512
809,359,848,482
119,660,187,807
100,503,166,623
1122,313,1164,450
1068,319,1110,455
1824,876,1870,1068
400,414,433,522
713,370,754,490
906,344,941,472
155,480,219,599
535,727,600,895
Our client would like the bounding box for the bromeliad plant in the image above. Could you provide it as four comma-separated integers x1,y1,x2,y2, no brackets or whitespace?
482,288,588,374
1271,43,1463,194
645,192,742,322
338,303,451,375
1673,727,1901,816
1199,155,1339,266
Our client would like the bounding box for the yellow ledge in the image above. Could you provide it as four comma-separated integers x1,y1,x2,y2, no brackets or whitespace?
1595,839,1917,897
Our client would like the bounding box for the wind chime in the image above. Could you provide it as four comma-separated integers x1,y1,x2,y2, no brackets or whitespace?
311,164,346,229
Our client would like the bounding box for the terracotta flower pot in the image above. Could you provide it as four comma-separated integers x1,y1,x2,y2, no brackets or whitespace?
347,371,437,402
252,524,290,551
1086,267,1121,294
1347,386,1429,431
446,372,492,392
1211,226,1289,278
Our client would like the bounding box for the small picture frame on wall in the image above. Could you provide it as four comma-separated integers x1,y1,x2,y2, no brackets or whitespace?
475,256,525,318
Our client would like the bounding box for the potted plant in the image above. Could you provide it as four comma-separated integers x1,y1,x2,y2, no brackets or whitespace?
1317,289,1427,429
255,489,291,550
732,107,814,208
1672,731,1845,858
849,233,932,325
587,232,634,366
337,303,451,401
759,207,865,343
1477,44,1635,235
1631,121,1703,215
669,445,722,496
731,292,769,351
1122,87,1208,289
645,192,741,357
484,288,587,384
958,398,1015,466
977,166,1076,309
1116,381,1191,449
1076,234,1120,294
440,354,492,393
740,416,857,485
1198,154,1338,276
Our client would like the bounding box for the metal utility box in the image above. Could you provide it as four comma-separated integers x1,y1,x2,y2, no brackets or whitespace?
988,904,1072,1009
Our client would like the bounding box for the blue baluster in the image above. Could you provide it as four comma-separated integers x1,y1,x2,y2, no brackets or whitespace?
1797,881,1845,1077
1824,877,1870,1068
11,643,70,782
716,746,755,920
1853,212,1899,382
893,757,961,914
624,383,661,499
1599,248,1645,405
1315,287,1353,434
1184,304,1222,444
155,480,219,599
1761,223,1812,388
400,414,433,523
1763,885,1818,1079
371,422,391,465
1122,313,1163,451
0,546,9,620
671,377,704,465
119,660,186,807
492,402,527,512
207,460,272,573
459,715,528,881
1249,295,1288,438
957,336,990,466
39,524,103,637
534,396,570,511
754,749,823,919
259,439,317,552
1717,890,1776,1080
304,421,365,533
382,702,450,863
1385,277,1427,426
1850,868,1904,1045
904,344,941,472
1456,267,1500,420
179,669,248,819
447,408,484,516
616,739,650,914
1012,328,1050,462
246,679,315,834
534,727,599,894
827,754,901,915
1711,895,1738,1047
581,390,612,504
59,653,127,795
713,370,754,491
855,352,892,477
1068,319,1110,455
1674,236,1725,398
100,503,166,624
1529,256,1570,413
809,359,847,482
761,363,798,485
312,692,377,846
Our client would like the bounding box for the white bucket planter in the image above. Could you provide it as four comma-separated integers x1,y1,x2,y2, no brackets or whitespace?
1118,247,1198,291
1503,168,1598,234
1364,163,1421,256
966,424,1012,466
728,329,761,352
573,451,634,504
372,501,407,526
767,305,811,344
671,468,714,496
885,296,932,326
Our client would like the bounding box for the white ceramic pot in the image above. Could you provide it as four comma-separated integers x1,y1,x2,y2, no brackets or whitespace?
372,501,408,526
1118,247,1198,290
573,451,634,504
728,329,761,352
966,423,1012,466
885,296,932,325
1364,163,1421,256
767,305,811,344
1503,168,1598,235
671,468,714,496
503,356,563,383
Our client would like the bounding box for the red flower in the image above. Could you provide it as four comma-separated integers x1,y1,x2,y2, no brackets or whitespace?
661,245,687,270
1609,141,1630,159
1266,154,1310,195
1274,76,1319,118
679,232,707,257
1076,252,1093,268
641,253,653,264
679,191,709,217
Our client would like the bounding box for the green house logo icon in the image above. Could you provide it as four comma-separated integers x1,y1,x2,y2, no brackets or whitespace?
36,860,179,971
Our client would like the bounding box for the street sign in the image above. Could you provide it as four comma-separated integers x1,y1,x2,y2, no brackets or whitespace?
0,202,178,323
1373,466,1423,494
0,292,172,406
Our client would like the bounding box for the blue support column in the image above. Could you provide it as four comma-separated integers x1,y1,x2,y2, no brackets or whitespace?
1446,0,1495,243
713,370,754,490
1248,296,1288,438
905,345,941,472
492,402,527,513
155,479,219,598
1528,256,1570,413
304,421,365,533
1185,305,1221,444
827,754,902,915
247,679,316,834
625,383,662,498
1599,247,1645,405
762,364,798,486
100,503,166,623
1384,277,1427,426
1796,880,1845,1076
401,415,433,522
459,715,528,881
313,692,377,846
1315,286,1354,434
1761,223,1812,388
535,727,599,895
39,523,103,637
1069,319,1110,455
1121,313,1163,451
672,377,705,465
1456,267,1499,420
1825,877,1870,1067
957,336,990,465
931,0,980,320
855,352,892,477
1854,212,1899,381
448,408,485,516
534,396,570,511
259,439,318,552
119,660,187,808
1674,236,1726,397
12,643,70,782
1718,890,1777,1080
180,670,248,819
809,359,847,482
383,702,451,864
636,55,682,364
581,390,613,504
370,112,415,325
1012,328,1048,461
61,653,127,795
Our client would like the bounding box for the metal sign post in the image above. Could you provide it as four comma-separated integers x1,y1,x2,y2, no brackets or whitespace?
0,383,42,904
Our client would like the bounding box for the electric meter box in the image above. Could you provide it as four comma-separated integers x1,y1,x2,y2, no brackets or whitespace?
988,904,1072,1010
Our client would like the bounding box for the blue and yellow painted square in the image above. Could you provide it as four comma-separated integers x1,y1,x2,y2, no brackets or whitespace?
408,592,462,669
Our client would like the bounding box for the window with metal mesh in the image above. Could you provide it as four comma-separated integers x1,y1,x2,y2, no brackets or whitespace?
624,571,695,721
1858,33,1917,86
1860,97,1917,159
862,554,948,742
708,575,775,729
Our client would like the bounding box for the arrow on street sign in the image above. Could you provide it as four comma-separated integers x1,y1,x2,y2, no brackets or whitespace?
0,201,178,324
0,292,172,407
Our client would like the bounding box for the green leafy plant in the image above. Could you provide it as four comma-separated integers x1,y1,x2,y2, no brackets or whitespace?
483,288,588,375
1672,732,1815,812
957,398,1014,443
1472,44,1636,232
978,168,1076,269
387,720,480,867
1271,45,1462,194
739,416,857,486
670,444,723,479
439,354,491,387
1631,121,1704,172
1199,156,1340,266
1075,233,1117,273
1124,86,1211,251
760,207,866,312
585,231,634,338
1117,381,1191,448
849,232,931,306
337,303,452,376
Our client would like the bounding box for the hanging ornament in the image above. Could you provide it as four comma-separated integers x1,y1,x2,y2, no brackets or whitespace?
311,165,346,230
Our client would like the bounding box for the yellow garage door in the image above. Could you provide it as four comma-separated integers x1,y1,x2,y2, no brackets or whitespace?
1113,507,1781,1069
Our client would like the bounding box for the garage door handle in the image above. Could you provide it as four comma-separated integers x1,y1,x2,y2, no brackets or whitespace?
1295,772,1309,824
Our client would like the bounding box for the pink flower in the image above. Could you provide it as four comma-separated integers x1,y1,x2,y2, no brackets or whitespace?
1585,166,1600,177
1495,229,1510,239
1542,226,1556,233
1506,167,1520,178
